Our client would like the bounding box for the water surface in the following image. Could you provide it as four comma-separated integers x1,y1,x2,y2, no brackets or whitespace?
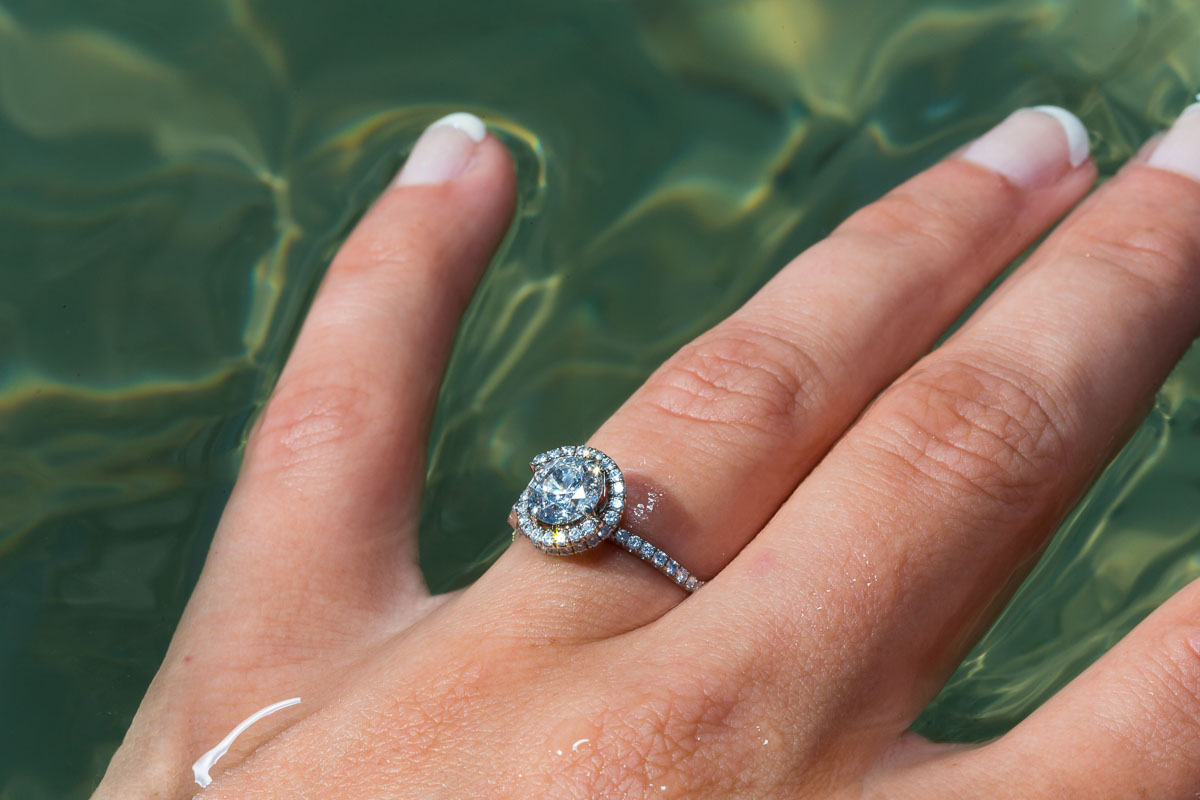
2,0,1199,795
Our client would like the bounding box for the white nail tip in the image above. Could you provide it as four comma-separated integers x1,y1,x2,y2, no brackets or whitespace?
1143,102,1200,183
1031,105,1090,168
429,112,487,143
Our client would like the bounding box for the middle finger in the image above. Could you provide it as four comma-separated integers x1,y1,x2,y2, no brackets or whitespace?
484,107,1095,634
702,107,1200,749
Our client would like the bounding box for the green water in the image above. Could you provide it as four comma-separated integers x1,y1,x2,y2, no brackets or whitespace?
1,0,1199,796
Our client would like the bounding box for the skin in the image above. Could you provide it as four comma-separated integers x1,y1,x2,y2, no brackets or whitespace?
93,116,1200,799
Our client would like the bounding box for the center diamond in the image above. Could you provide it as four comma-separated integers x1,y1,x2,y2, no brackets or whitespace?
529,455,605,525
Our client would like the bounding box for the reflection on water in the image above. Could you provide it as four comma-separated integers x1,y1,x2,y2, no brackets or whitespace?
0,0,1197,795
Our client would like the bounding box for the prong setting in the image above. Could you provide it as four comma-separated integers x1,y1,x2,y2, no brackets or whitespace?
509,445,705,591
512,445,624,555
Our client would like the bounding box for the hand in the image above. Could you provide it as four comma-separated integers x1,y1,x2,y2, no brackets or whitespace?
95,105,1200,799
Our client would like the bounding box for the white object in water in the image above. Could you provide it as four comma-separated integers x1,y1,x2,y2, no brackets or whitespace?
192,697,301,788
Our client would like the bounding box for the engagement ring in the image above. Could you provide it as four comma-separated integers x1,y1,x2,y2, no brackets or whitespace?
508,445,705,592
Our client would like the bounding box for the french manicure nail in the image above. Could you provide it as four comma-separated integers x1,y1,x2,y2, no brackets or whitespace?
1146,103,1200,183
1129,131,1167,165
395,112,487,187
960,105,1090,188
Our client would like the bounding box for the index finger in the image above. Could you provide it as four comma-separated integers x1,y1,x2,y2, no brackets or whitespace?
186,115,516,639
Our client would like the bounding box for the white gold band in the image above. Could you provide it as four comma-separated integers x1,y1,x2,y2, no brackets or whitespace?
510,444,706,593
613,528,705,592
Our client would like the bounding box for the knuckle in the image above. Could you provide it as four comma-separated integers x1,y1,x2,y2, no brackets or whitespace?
1103,627,1200,763
246,367,374,479
1152,632,1200,727
860,357,1071,505
387,652,491,754
1063,195,1200,302
331,206,430,275
634,322,826,441
344,648,516,785
838,180,997,260
552,673,762,799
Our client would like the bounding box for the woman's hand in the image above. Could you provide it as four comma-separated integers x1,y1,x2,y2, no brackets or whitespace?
95,105,1200,799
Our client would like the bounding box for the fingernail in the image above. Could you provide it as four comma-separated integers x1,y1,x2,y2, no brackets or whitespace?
1146,103,1200,182
395,112,487,187
1129,131,1167,165
960,105,1090,188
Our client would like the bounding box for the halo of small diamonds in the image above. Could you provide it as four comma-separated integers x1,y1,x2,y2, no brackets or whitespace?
509,445,705,592
514,446,625,555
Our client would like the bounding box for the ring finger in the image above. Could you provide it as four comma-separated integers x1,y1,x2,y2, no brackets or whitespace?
482,106,1096,634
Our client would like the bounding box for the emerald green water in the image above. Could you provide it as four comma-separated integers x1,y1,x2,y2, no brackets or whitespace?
1,0,1199,796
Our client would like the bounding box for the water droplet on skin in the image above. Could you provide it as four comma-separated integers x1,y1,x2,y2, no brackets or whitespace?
629,488,664,525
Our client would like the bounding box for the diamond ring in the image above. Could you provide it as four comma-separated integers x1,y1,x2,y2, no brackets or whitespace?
508,445,706,592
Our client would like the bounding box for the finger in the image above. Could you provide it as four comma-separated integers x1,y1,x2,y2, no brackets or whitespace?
970,577,1200,800
484,107,1096,633
197,114,515,629
704,106,1200,744
99,113,518,799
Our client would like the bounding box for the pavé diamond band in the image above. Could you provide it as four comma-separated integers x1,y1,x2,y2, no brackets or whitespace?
508,445,706,592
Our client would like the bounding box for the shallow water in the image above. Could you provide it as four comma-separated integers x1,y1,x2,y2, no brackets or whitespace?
1,0,1198,795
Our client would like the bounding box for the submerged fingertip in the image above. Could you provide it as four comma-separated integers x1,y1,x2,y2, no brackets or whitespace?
1146,103,1200,183
430,111,488,143
394,111,488,187
960,105,1091,189
1030,106,1090,168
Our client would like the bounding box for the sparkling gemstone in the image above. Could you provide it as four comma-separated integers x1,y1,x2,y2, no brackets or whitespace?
529,456,605,525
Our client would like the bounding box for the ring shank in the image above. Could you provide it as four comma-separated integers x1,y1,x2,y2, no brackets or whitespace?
613,528,705,592
507,514,705,592
509,444,704,593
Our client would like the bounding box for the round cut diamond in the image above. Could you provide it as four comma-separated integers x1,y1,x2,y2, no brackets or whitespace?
529,456,605,525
